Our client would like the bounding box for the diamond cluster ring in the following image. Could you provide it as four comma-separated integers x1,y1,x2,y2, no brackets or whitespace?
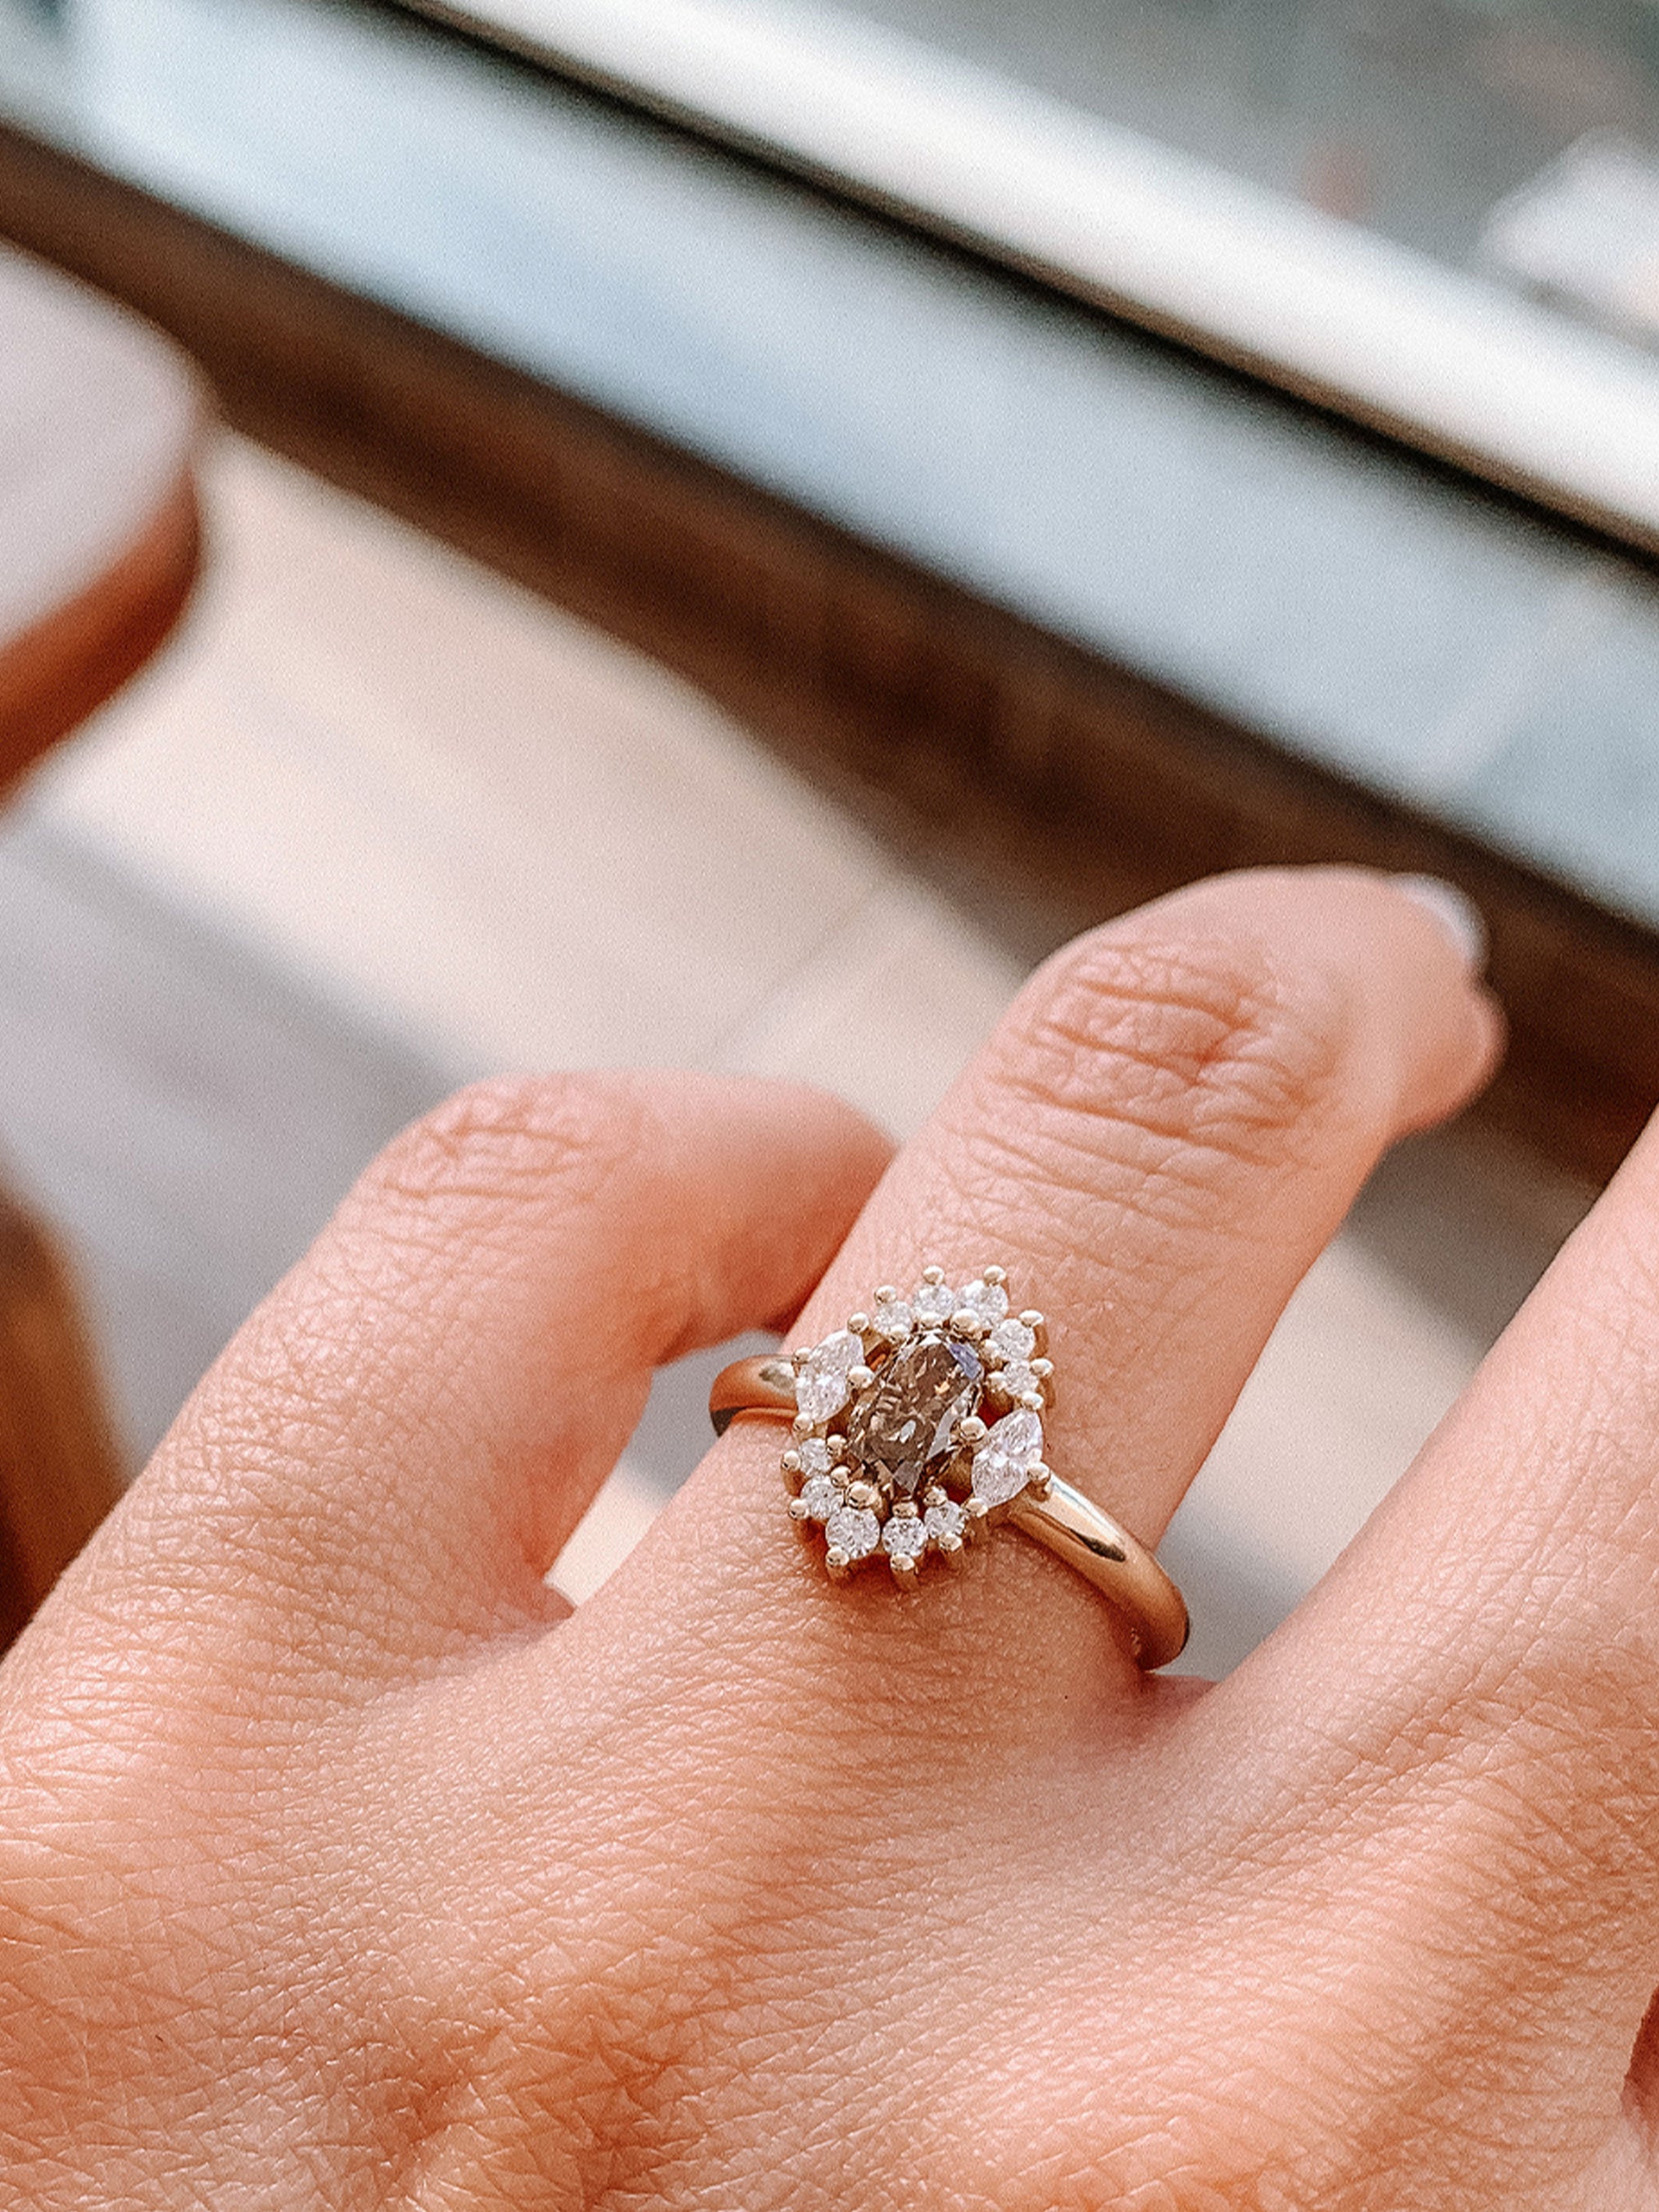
709,1265,1190,1670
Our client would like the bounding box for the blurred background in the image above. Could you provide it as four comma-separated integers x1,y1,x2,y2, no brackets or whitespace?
3,0,1657,1673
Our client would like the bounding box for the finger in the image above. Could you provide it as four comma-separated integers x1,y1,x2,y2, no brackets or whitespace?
1209,1096,1659,2090
20,1073,891,1676
640,867,1496,1731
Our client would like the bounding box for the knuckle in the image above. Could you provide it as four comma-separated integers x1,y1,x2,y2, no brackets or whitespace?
237,1075,660,1442
977,929,1354,1204
352,1073,652,1231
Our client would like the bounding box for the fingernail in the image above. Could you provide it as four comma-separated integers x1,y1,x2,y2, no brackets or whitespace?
1390,874,1488,978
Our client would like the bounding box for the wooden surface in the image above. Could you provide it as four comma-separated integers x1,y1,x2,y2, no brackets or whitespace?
0,1194,125,1647
0,243,204,1640
0,245,203,795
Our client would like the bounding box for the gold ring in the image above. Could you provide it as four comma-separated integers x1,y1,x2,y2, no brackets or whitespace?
708,1265,1189,1670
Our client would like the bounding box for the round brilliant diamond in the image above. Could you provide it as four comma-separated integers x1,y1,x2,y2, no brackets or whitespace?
882,1515,928,1564
825,1503,882,1561
989,1317,1036,1365
924,1498,965,1543
798,1472,841,1521
873,1299,913,1342
957,1277,1009,1325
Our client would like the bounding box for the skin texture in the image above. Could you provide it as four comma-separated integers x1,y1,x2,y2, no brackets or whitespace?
3,864,1658,2208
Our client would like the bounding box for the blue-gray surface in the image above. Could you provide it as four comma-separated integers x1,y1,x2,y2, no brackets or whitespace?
4,0,1656,923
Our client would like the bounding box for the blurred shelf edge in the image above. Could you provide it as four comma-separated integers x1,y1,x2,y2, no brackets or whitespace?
0,463,200,796
0,1190,125,1647
0,243,206,793
0,111,1652,1187
410,0,1659,560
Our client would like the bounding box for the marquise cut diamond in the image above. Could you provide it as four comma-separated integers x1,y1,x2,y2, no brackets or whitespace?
797,1329,861,1423
971,1408,1044,1507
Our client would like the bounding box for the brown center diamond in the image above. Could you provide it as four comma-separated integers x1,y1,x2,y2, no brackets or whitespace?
844,1332,984,1498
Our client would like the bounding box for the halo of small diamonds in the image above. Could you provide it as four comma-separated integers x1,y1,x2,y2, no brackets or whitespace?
781,1266,1054,1584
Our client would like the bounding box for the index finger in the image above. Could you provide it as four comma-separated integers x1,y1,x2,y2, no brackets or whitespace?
2,1072,891,1701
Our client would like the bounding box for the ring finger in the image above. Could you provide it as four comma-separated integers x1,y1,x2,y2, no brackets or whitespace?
610,863,1499,1739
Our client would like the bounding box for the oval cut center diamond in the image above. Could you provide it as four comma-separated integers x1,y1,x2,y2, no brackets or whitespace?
845,1332,983,1498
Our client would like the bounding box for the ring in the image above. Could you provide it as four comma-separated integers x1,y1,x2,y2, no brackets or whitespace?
708,1265,1190,1670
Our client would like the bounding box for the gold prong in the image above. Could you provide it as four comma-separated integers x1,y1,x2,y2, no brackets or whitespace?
787,1496,814,1521
922,1264,946,1285
781,1448,802,1474
1028,1462,1053,1498
1020,1309,1044,1330
889,1553,919,1585
847,1312,870,1335
791,1413,813,1439
959,1415,987,1446
847,1364,875,1392
983,1265,1007,1285
937,1533,965,1566
825,1547,851,1579
875,1284,898,1304
1018,1391,1045,1413
847,1480,880,1511
791,1348,811,1371
951,1309,987,1339
1031,1358,1054,1379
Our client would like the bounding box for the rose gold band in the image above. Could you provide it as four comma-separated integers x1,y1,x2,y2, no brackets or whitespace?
709,1353,1190,1670
709,1354,802,1437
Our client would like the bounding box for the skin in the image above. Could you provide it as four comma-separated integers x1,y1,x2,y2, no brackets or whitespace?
3,863,1659,2208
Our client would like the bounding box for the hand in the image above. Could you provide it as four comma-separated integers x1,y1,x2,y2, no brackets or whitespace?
6,864,1654,2210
